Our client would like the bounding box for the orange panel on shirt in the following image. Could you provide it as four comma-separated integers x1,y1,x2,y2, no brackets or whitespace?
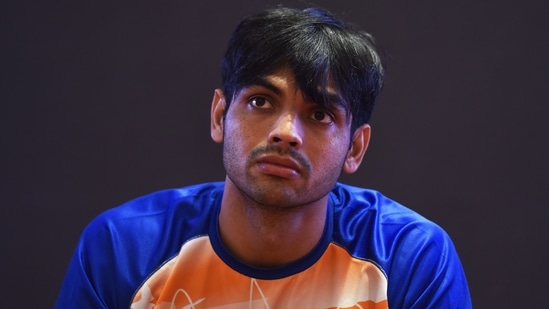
131,236,388,309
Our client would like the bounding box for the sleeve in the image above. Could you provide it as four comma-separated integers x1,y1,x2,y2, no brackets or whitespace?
55,221,112,309
55,212,138,309
55,218,114,309
386,221,472,308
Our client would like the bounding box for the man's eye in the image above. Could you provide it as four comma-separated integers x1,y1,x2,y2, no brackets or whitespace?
311,111,333,124
249,97,271,109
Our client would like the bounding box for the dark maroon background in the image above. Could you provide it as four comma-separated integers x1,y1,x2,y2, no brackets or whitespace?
2,0,547,307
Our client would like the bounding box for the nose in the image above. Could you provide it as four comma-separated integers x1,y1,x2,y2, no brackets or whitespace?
268,112,303,150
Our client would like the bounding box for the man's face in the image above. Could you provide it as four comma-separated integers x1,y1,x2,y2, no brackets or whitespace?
211,67,369,209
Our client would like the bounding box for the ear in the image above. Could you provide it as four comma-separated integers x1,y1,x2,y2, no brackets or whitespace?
343,124,371,174
211,89,226,144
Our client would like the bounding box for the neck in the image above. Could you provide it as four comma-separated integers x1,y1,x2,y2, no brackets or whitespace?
218,177,328,268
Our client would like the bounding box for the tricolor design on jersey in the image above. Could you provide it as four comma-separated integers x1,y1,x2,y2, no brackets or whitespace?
131,236,388,309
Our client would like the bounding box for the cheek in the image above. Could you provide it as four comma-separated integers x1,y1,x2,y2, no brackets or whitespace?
307,134,350,166
223,117,257,152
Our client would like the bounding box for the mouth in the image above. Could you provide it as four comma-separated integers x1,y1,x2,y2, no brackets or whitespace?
255,155,302,179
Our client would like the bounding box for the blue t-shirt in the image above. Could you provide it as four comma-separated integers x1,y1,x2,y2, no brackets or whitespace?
56,182,471,308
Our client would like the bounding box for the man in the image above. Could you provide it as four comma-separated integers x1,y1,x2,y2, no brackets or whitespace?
56,6,472,308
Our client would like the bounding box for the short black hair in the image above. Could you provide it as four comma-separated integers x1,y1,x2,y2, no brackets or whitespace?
221,6,385,132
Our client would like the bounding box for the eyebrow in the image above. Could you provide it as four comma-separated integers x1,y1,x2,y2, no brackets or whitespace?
246,76,284,95
240,76,349,114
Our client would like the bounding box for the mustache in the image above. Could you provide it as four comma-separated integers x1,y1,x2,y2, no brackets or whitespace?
249,145,311,172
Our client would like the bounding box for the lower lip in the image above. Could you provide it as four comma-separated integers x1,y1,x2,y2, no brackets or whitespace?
256,163,299,178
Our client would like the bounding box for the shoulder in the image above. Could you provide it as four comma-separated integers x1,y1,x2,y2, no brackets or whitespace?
330,182,452,253
91,182,223,225
330,183,471,307
60,183,225,307
329,182,458,275
81,182,224,250
330,182,439,233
